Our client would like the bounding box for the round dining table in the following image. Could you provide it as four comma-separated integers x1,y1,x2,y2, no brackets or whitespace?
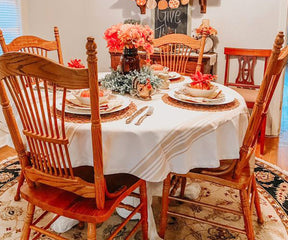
47,73,249,239
4,73,249,239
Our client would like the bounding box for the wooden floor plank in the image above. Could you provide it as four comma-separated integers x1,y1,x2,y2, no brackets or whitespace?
0,145,17,162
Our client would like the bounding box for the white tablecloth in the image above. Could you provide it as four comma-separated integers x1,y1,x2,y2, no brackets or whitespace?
66,75,249,182
4,74,250,239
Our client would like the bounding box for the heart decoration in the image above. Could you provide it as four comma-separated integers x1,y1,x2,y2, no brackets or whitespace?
147,0,157,9
136,0,147,6
158,0,168,10
169,0,180,9
181,0,189,5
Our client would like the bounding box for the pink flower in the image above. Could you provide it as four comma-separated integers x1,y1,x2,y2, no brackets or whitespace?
104,23,154,54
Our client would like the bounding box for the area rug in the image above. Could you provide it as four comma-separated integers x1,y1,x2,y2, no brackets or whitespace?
0,157,287,240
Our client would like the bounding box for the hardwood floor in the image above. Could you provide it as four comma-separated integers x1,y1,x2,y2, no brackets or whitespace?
0,145,16,161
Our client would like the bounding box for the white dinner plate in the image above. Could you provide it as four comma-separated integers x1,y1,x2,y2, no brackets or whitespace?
168,88,234,106
57,95,130,115
168,72,181,80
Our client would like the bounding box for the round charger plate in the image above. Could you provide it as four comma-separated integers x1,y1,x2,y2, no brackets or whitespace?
57,95,130,115
168,88,234,106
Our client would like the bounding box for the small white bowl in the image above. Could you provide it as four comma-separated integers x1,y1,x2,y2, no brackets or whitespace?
73,88,111,106
182,83,217,98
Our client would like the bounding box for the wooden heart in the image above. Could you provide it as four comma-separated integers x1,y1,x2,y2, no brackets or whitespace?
169,0,180,9
158,0,168,10
136,0,146,6
181,0,189,5
147,0,157,9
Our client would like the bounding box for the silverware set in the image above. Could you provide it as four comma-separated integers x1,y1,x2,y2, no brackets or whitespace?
126,106,154,126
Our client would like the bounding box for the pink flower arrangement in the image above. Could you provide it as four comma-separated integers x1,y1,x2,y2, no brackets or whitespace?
104,23,154,54
68,59,85,68
196,25,217,36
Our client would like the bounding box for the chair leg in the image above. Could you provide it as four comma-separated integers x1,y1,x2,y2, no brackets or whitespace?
259,115,267,155
21,203,35,240
87,223,96,240
139,182,149,240
180,177,187,198
240,188,255,240
159,173,171,239
15,170,25,201
252,176,264,224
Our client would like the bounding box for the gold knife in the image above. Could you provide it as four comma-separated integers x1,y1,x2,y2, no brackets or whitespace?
125,106,148,124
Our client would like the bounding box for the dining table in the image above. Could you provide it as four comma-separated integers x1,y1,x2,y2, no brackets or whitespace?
6,72,250,239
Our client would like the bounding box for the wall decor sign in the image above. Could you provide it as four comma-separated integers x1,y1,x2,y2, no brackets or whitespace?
154,3,189,38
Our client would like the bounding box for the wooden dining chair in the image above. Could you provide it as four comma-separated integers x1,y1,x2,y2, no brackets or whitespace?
159,32,288,240
224,47,272,155
0,26,63,201
153,33,207,75
0,37,148,240
0,26,63,64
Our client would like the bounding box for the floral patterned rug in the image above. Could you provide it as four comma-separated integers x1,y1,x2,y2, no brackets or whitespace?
0,157,287,240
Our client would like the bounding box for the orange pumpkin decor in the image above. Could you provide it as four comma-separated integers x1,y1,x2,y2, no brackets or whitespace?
80,89,104,98
80,90,90,98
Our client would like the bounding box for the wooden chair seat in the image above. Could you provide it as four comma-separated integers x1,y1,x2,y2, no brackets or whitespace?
21,179,144,224
188,166,253,190
231,87,259,106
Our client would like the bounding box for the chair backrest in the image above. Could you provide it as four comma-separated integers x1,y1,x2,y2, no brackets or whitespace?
153,33,206,75
0,26,63,64
234,32,288,178
0,37,108,209
224,47,272,89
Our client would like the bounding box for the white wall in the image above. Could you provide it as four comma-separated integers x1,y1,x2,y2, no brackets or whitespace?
21,0,288,135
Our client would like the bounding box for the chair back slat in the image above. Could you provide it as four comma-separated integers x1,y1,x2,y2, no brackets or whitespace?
234,32,288,178
224,47,272,89
153,33,206,75
0,27,63,64
3,73,72,177
0,39,105,208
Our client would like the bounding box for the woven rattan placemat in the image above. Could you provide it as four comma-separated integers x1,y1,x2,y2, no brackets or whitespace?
162,94,240,112
57,102,137,123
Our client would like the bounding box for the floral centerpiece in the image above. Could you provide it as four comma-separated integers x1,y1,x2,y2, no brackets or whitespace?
104,23,154,73
104,23,154,54
101,66,162,100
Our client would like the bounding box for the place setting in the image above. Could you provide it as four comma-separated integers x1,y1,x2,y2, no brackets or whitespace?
56,88,137,123
162,71,239,111
150,64,184,88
